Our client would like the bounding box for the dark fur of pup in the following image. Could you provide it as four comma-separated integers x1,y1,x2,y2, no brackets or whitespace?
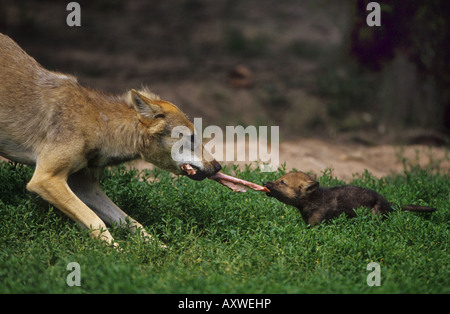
264,171,436,226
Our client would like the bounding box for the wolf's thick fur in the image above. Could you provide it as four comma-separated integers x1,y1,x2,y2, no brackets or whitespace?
264,171,436,226
0,33,221,246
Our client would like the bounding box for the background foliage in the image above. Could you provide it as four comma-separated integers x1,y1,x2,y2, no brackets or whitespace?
0,0,448,139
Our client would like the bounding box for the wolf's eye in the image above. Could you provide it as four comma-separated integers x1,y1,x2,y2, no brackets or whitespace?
154,114,165,119
280,180,286,185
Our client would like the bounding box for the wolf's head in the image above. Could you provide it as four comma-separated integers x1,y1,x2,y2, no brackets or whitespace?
129,89,221,180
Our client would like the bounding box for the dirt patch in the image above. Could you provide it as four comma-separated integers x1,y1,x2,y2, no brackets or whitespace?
277,139,448,181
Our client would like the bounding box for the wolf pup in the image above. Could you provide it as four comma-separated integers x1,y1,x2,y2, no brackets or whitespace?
264,171,436,226
0,33,221,246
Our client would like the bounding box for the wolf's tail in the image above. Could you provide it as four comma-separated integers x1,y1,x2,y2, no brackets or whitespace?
401,205,437,212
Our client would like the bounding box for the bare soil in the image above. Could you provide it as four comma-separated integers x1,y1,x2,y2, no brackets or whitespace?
277,138,448,181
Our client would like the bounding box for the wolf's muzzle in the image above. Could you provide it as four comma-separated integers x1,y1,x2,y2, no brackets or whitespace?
181,161,222,181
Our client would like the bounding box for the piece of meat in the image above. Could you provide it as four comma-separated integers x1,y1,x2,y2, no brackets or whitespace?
209,172,270,193
215,179,249,193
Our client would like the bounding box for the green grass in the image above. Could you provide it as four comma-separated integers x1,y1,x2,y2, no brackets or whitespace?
0,161,448,293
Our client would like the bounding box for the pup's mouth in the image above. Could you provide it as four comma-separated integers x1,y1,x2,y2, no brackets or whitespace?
180,163,207,181
263,182,275,196
262,184,288,203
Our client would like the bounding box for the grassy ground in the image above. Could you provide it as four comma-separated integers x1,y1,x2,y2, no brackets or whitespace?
0,161,448,293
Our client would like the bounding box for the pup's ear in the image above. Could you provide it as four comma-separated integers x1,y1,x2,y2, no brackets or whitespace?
131,89,164,119
308,173,317,181
306,180,319,192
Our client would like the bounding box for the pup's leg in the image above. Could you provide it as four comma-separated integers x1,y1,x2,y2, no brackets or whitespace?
26,156,117,247
67,168,159,244
307,212,324,227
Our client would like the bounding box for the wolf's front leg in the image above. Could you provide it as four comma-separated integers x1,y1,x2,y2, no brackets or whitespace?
67,167,163,246
27,161,118,247
27,166,117,246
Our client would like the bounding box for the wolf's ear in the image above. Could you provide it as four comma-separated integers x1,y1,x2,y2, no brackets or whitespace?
131,89,164,119
308,173,317,181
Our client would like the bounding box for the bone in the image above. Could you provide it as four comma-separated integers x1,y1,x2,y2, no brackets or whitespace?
209,172,269,193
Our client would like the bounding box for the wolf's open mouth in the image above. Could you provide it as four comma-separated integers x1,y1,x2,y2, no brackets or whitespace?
181,163,197,176
180,163,207,181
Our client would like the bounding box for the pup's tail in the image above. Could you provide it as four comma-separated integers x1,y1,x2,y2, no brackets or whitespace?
401,205,437,212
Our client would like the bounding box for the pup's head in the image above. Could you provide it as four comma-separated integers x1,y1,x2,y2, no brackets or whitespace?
263,171,318,206
129,89,221,180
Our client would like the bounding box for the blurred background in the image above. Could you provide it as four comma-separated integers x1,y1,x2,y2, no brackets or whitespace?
1,0,449,178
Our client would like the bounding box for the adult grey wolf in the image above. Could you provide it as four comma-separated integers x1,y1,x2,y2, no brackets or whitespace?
0,33,221,246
